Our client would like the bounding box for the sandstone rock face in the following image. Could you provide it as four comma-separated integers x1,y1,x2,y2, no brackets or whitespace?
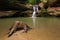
0,11,15,17
47,0,60,7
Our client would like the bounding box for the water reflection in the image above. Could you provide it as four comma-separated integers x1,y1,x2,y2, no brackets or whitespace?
32,17,36,27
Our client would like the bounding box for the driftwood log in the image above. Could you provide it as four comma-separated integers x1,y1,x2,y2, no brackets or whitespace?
8,21,31,37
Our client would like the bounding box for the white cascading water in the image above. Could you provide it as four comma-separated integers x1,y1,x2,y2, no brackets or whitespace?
32,5,38,18
32,5,38,27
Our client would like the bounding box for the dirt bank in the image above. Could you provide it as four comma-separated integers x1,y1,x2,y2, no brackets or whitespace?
4,27,60,40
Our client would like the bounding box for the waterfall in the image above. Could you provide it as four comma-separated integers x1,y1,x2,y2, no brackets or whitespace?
32,5,38,27
32,5,38,18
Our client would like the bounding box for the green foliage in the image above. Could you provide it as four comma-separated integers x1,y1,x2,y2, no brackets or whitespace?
40,0,47,3
26,0,40,4
26,0,35,4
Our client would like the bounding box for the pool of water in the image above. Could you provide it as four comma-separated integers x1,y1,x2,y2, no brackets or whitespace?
0,17,60,40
